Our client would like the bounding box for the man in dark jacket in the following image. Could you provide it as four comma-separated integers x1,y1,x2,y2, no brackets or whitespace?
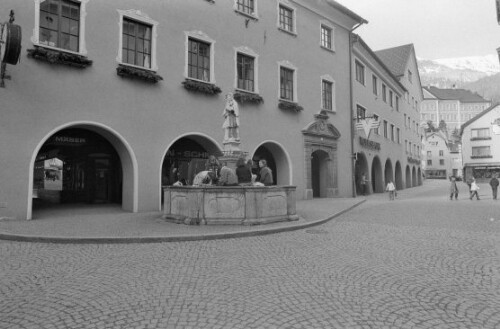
258,159,273,186
489,174,499,200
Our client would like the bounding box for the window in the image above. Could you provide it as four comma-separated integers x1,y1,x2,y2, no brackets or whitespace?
471,128,490,139
355,61,365,85
389,91,393,107
439,150,444,156
320,25,332,50
236,0,255,15
404,114,407,127
408,69,412,83
122,18,152,68
383,120,388,138
278,4,294,33
38,0,81,52
390,124,395,141
237,53,255,92
472,146,491,157
439,159,445,165
396,96,399,111
322,79,333,111
373,114,380,135
356,105,366,121
188,38,211,81
396,127,400,143
427,151,432,157
382,84,386,102
372,75,378,95
427,160,432,166
280,66,294,101
118,10,158,71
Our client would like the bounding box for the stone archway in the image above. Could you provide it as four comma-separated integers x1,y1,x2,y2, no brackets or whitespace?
371,156,384,193
252,141,291,186
355,152,369,195
406,165,412,188
412,167,417,187
28,122,137,220
384,159,394,185
302,113,341,199
311,150,331,198
395,161,403,190
417,167,422,185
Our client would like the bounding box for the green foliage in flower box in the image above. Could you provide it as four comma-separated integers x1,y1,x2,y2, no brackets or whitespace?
278,100,303,112
233,91,264,105
116,65,163,83
182,79,222,95
27,46,92,68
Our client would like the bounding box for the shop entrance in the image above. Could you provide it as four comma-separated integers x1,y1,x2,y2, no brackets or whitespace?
311,150,329,198
33,128,122,207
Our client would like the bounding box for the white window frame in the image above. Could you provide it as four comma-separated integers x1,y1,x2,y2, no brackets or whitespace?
234,0,259,19
278,60,298,102
373,114,380,135
319,21,334,51
234,46,259,94
277,1,297,35
355,60,365,85
320,74,336,112
372,74,378,96
116,9,158,71
184,30,216,84
32,0,89,56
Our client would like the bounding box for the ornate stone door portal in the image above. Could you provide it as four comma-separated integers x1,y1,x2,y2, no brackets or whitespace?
302,114,341,199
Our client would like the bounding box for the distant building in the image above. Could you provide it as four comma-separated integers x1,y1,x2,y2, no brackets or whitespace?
421,86,491,133
460,104,500,182
421,131,460,179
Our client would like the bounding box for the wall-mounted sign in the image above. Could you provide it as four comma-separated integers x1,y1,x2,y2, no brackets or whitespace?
355,118,380,139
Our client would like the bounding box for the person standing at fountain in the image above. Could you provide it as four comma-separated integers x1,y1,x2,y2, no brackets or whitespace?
258,159,273,186
236,157,252,185
218,162,239,186
205,155,221,183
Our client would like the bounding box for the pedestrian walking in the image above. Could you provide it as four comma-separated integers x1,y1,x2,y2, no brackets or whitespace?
359,173,367,196
470,178,480,200
489,174,499,200
449,176,459,200
386,180,396,200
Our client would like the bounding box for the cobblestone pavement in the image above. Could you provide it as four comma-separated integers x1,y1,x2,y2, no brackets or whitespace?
1,180,499,329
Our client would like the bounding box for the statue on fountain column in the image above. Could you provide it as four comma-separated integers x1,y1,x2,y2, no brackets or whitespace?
222,93,240,143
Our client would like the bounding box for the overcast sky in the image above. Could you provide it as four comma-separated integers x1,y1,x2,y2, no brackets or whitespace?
336,0,500,60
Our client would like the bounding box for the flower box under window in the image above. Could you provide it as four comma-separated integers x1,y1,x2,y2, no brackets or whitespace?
27,46,92,68
470,137,492,141
233,90,263,105
182,78,221,95
278,100,303,112
116,64,163,83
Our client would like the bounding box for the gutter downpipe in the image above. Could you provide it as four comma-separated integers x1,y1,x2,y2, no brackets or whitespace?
349,22,365,198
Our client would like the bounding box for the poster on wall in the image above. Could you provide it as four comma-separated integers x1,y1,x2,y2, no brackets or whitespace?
43,158,63,191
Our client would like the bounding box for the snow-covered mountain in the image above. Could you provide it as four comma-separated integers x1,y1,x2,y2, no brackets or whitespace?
417,54,500,88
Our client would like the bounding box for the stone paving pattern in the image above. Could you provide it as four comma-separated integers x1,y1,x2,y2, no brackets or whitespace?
1,180,500,329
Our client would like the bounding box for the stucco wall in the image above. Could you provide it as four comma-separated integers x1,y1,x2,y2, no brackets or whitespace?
0,0,359,219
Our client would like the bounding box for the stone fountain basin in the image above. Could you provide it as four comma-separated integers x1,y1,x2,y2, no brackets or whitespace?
163,185,299,225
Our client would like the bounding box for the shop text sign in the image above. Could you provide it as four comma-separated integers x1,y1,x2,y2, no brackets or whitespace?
165,149,209,159
359,136,380,151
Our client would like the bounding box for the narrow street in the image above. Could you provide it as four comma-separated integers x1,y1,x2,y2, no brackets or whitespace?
1,180,499,329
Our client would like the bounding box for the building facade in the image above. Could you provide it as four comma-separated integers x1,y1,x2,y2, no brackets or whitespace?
461,104,500,182
352,36,406,193
421,86,491,133
375,44,424,189
0,0,367,220
421,131,451,179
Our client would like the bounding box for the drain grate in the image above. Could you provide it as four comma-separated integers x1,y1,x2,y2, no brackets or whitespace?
305,229,328,234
